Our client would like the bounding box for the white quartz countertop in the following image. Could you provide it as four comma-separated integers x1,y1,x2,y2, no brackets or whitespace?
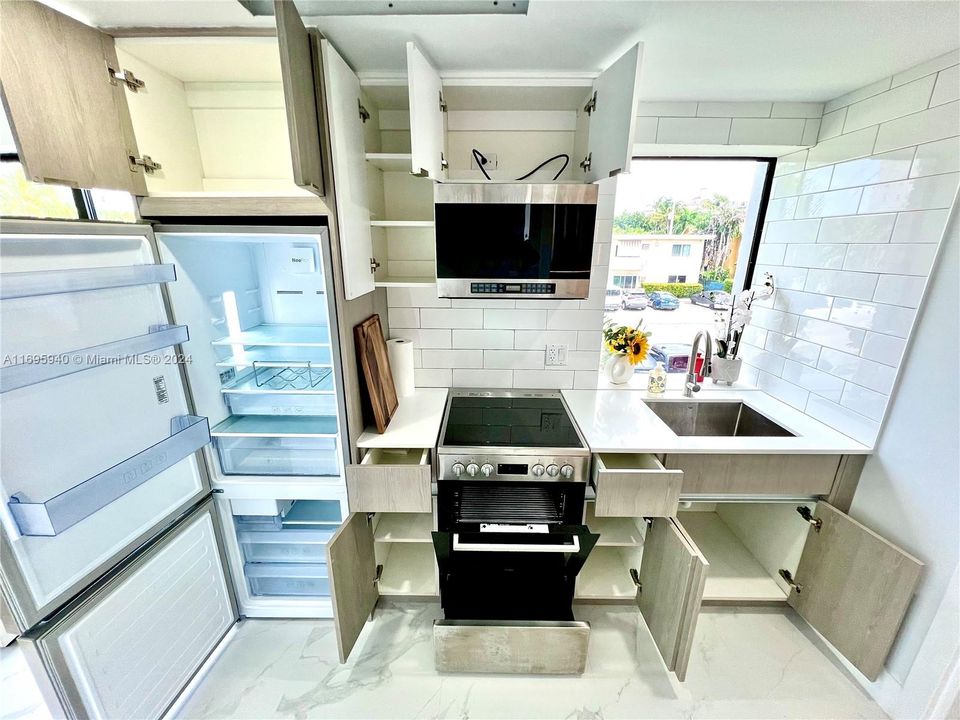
562,387,872,454
357,388,449,449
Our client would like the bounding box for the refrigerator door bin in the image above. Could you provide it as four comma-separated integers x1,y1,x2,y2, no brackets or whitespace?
239,528,335,563
213,435,340,476
7,415,210,537
244,562,330,596
0,263,176,300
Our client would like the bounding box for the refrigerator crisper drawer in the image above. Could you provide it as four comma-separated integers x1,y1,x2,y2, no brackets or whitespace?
245,563,330,596
214,436,340,476
238,528,335,563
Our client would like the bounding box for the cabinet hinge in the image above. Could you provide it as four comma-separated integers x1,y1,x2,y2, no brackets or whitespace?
369,257,381,274
358,99,371,123
440,152,449,171
211,488,224,494
439,91,448,113
778,568,803,593
583,90,597,115
579,153,592,173
129,155,162,174
796,505,822,532
107,64,146,92
629,568,641,591
374,563,383,584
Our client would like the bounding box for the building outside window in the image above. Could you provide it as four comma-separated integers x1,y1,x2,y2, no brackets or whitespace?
671,244,691,257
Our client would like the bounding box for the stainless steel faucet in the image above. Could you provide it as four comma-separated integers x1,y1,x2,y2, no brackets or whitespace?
684,329,713,397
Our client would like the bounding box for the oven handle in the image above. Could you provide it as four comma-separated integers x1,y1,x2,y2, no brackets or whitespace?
452,533,580,553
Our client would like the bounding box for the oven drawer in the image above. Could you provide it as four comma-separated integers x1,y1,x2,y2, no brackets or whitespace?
593,453,682,517
434,619,590,674
346,448,431,513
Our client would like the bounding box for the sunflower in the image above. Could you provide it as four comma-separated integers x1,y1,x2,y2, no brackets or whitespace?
625,332,650,365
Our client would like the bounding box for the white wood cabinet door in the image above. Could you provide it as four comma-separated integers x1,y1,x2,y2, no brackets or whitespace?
320,40,375,299
406,42,447,181
579,43,643,182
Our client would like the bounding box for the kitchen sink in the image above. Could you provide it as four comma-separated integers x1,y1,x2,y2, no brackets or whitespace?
643,401,794,437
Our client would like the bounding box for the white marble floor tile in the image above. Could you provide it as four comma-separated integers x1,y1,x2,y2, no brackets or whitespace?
175,603,886,720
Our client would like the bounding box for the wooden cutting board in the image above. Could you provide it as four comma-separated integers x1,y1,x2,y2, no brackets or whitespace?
354,314,399,433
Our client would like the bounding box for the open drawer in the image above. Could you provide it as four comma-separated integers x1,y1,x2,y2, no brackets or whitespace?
434,620,591,674
346,448,431,513
593,453,682,517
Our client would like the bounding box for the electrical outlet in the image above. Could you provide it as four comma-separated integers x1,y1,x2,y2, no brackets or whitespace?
545,343,568,367
470,152,498,171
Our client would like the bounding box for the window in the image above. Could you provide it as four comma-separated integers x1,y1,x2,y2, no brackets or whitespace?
667,275,687,283
671,244,691,257
612,275,637,289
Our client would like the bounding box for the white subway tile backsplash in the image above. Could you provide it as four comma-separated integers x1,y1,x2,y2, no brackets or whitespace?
514,299,575,309
635,101,698,117
633,117,659,144
577,331,603,352
873,274,927,308
775,150,808,176
729,118,805,145
751,306,800,334
817,347,896,393
756,243,787,265
741,325,768,348
795,187,863,218
801,119,822,146
414,368,452,387
483,309,546,329
765,196,798,221
782,360,845,402
451,329,514,349
829,298,915,337
513,369,575,389
387,285,449,308
796,317,865,353
546,309,604,331
764,218,820,243
773,288,834,318
739,363,760,388
858,173,960,213
842,75,937,133
805,126,878,170
890,50,959,88
782,243,846,270
840,383,888,422
772,102,825,118
757,371,809,410
452,369,514,388
574,370,600,389
395,328,452,349
817,108,847,141
843,243,938,276
739,345,786,375
760,263,808,290
514,330,579,350
482,349,544,369
891,208,952,243
420,308,483,329
823,77,892,114
421,349,483,369
656,117,731,144
804,268,878,300
553,351,601,371
930,63,960,107
389,307,419,329
764,331,822,366
452,298,516,309
874,101,960,153
860,332,906,367
910,137,960,178
804,395,880,446
816,214,896,244
772,166,833,198
697,101,772,117
829,147,915,190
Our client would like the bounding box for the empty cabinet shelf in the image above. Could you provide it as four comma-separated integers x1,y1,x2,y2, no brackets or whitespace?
216,345,333,369
7,415,210,536
212,324,331,348
238,528,335,563
0,263,176,300
365,153,413,171
244,563,330,597
0,324,189,394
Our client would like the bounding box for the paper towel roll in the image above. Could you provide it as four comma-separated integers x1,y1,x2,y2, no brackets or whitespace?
387,337,415,398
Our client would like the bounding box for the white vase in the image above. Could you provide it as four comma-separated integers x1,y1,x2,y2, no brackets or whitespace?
711,355,743,385
603,354,634,385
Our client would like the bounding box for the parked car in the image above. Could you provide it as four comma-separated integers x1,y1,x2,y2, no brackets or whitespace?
690,290,733,310
648,291,680,310
621,289,649,310
635,343,695,372
604,287,624,310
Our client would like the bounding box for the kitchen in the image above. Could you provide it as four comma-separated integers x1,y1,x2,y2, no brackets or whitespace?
0,1,957,719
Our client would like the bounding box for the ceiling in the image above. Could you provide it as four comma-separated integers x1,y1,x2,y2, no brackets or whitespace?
50,0,960,102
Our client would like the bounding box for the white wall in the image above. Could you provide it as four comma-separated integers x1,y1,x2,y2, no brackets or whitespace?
740,49,960,446
386,176,616,389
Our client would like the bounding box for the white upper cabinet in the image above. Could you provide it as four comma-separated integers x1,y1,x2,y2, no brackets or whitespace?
574,42,643,182
321,39,376,299
406,42,448,181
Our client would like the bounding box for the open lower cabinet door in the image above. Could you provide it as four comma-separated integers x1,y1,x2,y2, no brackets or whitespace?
326,512,380,662
636,517,708,682
407,42,447,181
784,502,923,681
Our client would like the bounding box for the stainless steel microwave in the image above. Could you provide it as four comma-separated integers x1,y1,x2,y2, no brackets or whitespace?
434,183,599,299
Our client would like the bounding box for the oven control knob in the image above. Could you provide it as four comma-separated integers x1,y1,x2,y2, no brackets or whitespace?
451,462,465,478
466,463,480,477
531,464,545,477
480,463,494,477
546,463,560,477
560,464,575,479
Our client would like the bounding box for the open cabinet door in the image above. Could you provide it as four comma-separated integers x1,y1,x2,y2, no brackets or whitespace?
407,42,447,181
576,43,643,182
326,512,380,662
785,503,923,681
320,39,375,299
0,1,147,194
636,517,708,682
275,0,326,197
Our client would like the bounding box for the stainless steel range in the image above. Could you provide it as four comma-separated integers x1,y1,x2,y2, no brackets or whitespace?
437,389,591,484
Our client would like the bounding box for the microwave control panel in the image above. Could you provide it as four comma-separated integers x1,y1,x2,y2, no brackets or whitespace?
471,282,557,294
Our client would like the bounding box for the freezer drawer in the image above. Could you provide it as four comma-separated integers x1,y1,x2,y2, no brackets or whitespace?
214,435,340,476
18,501,237,720
434,620,590,674
245,563,330,597
239,528,335,563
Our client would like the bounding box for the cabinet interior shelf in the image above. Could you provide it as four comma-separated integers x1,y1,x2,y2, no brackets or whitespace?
212,324,331,348
378,544,438,596
374,277,437,288
0,263,176,300
374,513,433,543
0,324,189,394
585,504,644,547
365,153,413,171
369,220,435,228
211,414,339,438
575,547,637,600
7,415,210,537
